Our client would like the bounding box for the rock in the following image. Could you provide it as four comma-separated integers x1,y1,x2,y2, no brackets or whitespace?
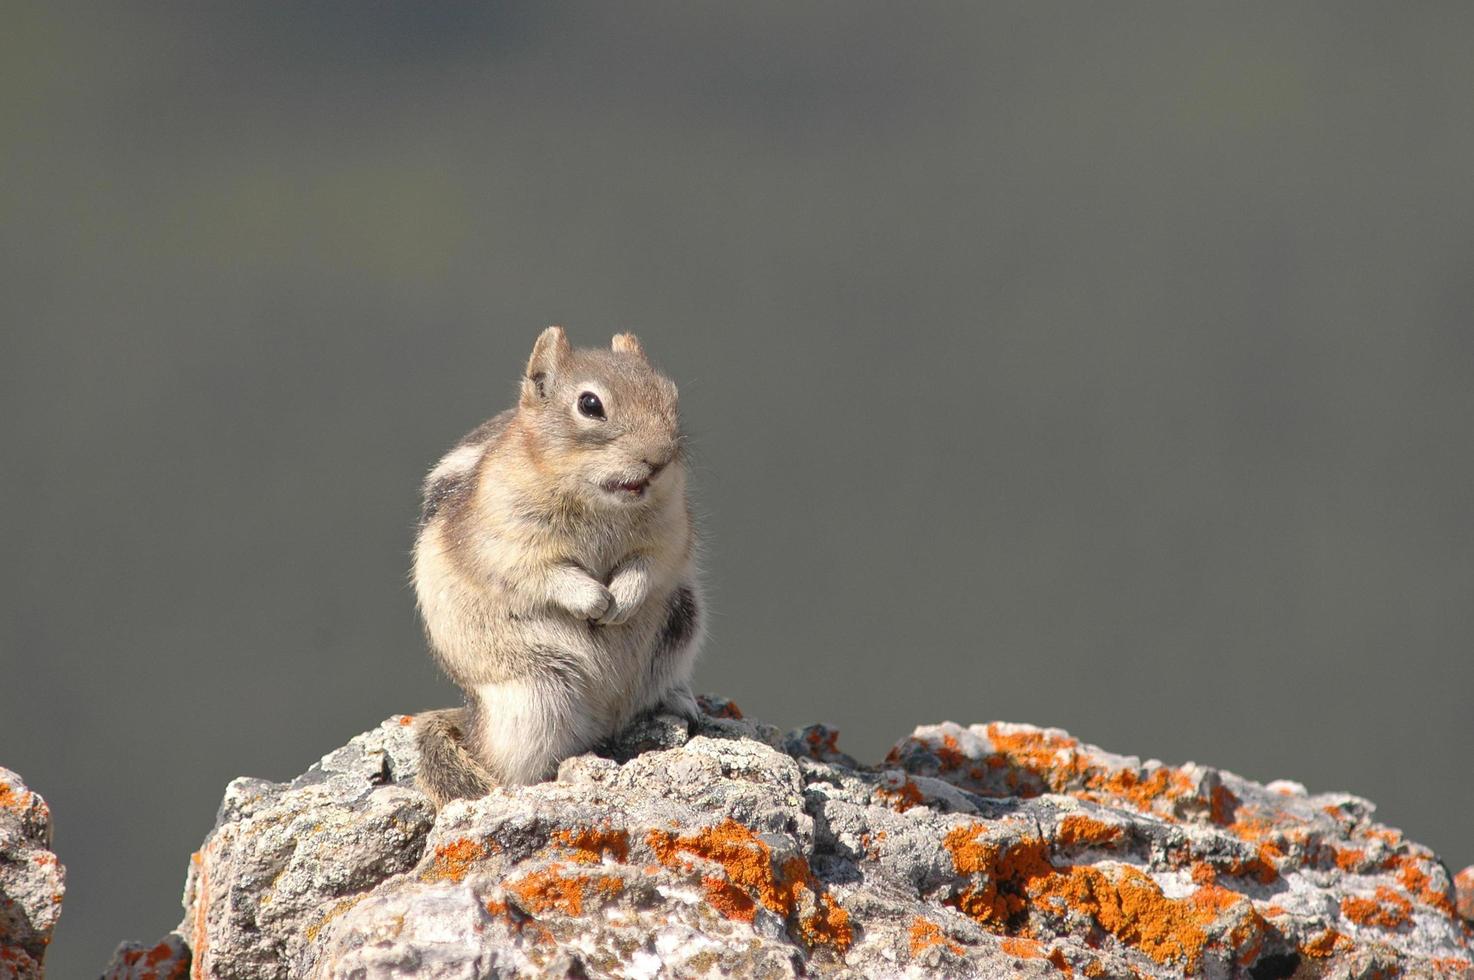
1457,866,1474,925
107,704,1474,979
102,933,189,980
0,768,64,980
101,715,435,980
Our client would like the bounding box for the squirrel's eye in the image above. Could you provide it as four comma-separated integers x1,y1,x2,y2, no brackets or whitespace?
576,391,606,420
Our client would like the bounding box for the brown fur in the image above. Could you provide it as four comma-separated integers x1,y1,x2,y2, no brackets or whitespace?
412,327,703,805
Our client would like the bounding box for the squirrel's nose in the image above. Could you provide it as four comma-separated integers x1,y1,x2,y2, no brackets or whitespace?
639,434,680,476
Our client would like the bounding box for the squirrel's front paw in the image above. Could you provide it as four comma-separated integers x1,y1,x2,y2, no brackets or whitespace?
596,569,651,627
556,578,613,621
595,595,637,626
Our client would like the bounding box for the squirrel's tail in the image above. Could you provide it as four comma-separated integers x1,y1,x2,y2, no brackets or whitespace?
413,706,496,806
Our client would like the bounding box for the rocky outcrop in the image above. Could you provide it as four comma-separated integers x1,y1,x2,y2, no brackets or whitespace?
0,768,64,980
106,698,1473,979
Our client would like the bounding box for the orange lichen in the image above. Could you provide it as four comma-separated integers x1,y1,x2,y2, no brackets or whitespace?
1340,886,1413,930
1000,935,1044,958
1216,846,1279,885
482,895,556,946
1334,848,1367,871
1191,863,1218,887
1029,867,1258,971
646,819,852,950
422,838,490,883
1395,859,1456,917
503,902,558,944
1395,860,1428,892
1300,928,1352,958
908,917,964,956
552,826,630,864
647,820,774,901
1431,958,1473,974
1234,927,1265,968
1057,815,1123,848
516,872,584,915
803,890,853,950
1225,815,1275,843
877,778,928,812
1088,766,1196,815
1251,845,1281,883
1363,827,1402,847
807,898,854,949
0,785,28,812
190,842,213,980
962,724,1218,823
1224,903,1271,967
805,727,841,756
943,828,1055,927
507,865,624,917
110,941,187,980
1209,785,1240,825
700,873,758,921
945,824,1006,875
985,723,1080,765
928,837,1266,976
701,698,743,719
1455,865,1474,921
935,734,967,770
396,714,414,726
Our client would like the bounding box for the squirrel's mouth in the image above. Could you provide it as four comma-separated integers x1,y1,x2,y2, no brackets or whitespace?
598,460,667,500
600,477,650,499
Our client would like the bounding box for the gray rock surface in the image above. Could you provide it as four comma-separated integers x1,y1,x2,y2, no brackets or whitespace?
1,768,64,980
106,699,1474,979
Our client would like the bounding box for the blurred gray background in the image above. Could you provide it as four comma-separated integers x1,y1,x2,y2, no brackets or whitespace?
2,3,1472,974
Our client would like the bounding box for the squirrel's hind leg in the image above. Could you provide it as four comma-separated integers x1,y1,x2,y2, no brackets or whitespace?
414,707,497,805
469,673,602,785
640,582,704,722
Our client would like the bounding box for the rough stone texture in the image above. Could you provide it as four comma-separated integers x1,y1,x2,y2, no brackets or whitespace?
103,933,189,980
107,700,1474,979
1459,866,1474,925
0,767,64,980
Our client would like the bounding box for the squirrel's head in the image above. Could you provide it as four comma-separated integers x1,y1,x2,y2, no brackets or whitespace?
516,326,684,510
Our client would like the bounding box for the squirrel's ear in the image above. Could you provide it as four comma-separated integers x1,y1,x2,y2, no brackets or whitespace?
611,332,647,362
523,326,571,403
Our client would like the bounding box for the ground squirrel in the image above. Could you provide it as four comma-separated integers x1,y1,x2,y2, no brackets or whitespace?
411,327,703,804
